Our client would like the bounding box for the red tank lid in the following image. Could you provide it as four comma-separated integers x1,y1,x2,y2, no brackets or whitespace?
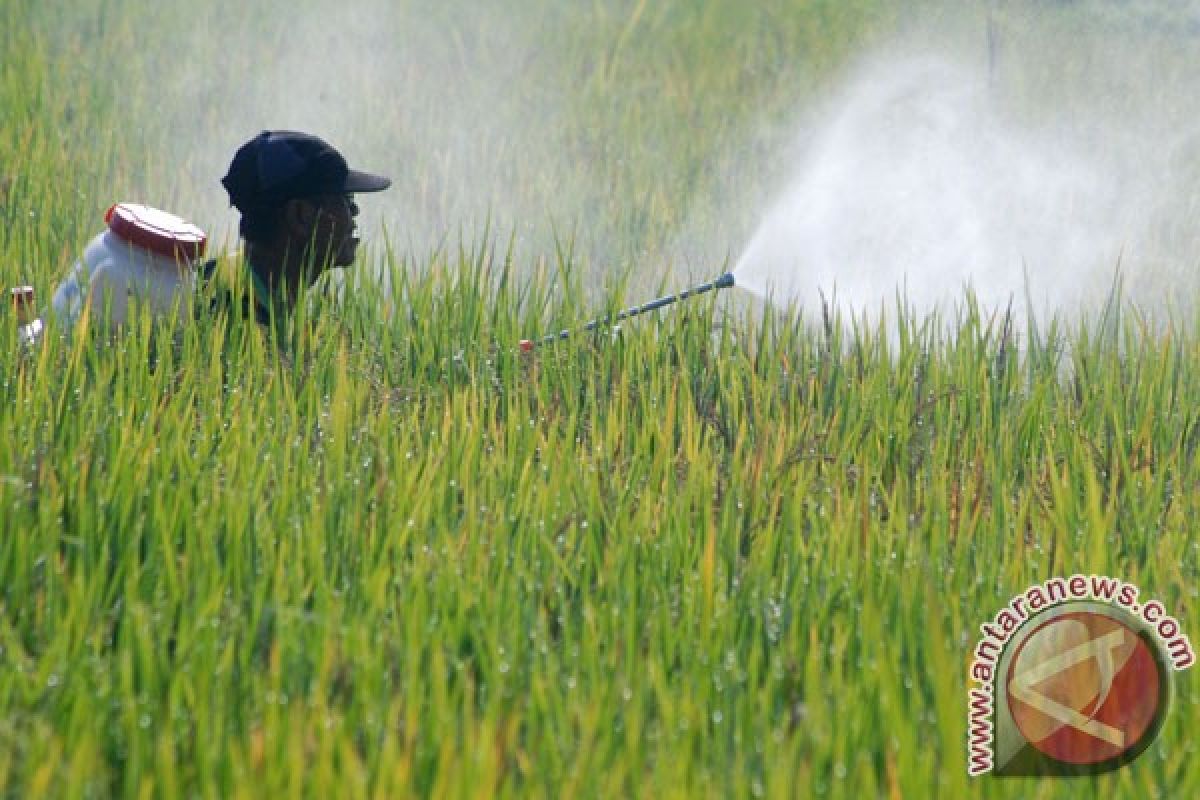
105,203,207,261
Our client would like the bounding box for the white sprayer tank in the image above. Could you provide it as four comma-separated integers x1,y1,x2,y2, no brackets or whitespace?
53,203,207,328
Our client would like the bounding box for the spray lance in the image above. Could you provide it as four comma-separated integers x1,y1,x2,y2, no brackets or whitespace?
518,271,735,351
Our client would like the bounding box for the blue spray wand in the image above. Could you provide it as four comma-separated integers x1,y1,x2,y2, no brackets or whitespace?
519,272,735,351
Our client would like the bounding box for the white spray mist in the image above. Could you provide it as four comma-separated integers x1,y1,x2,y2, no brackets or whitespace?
732,8,1200,325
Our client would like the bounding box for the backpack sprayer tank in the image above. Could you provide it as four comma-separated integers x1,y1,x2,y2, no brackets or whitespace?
52,203,208,330
518,272,735,351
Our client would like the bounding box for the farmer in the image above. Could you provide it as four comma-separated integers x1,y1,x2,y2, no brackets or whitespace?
213,130,391,325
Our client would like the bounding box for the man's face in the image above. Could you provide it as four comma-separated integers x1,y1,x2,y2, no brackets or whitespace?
300,193,360,274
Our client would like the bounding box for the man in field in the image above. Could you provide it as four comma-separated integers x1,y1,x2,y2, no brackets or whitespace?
213,130,391,326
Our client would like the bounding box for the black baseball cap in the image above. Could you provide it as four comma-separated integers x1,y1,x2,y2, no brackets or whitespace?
221,130,391,212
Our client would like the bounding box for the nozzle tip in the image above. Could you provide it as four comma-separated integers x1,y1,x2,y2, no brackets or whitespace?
715,272,735,289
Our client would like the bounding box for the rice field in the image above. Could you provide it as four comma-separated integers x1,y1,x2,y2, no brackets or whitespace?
2,1,1199,797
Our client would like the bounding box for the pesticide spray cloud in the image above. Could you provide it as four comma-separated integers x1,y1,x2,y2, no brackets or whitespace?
733,7,1200,324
